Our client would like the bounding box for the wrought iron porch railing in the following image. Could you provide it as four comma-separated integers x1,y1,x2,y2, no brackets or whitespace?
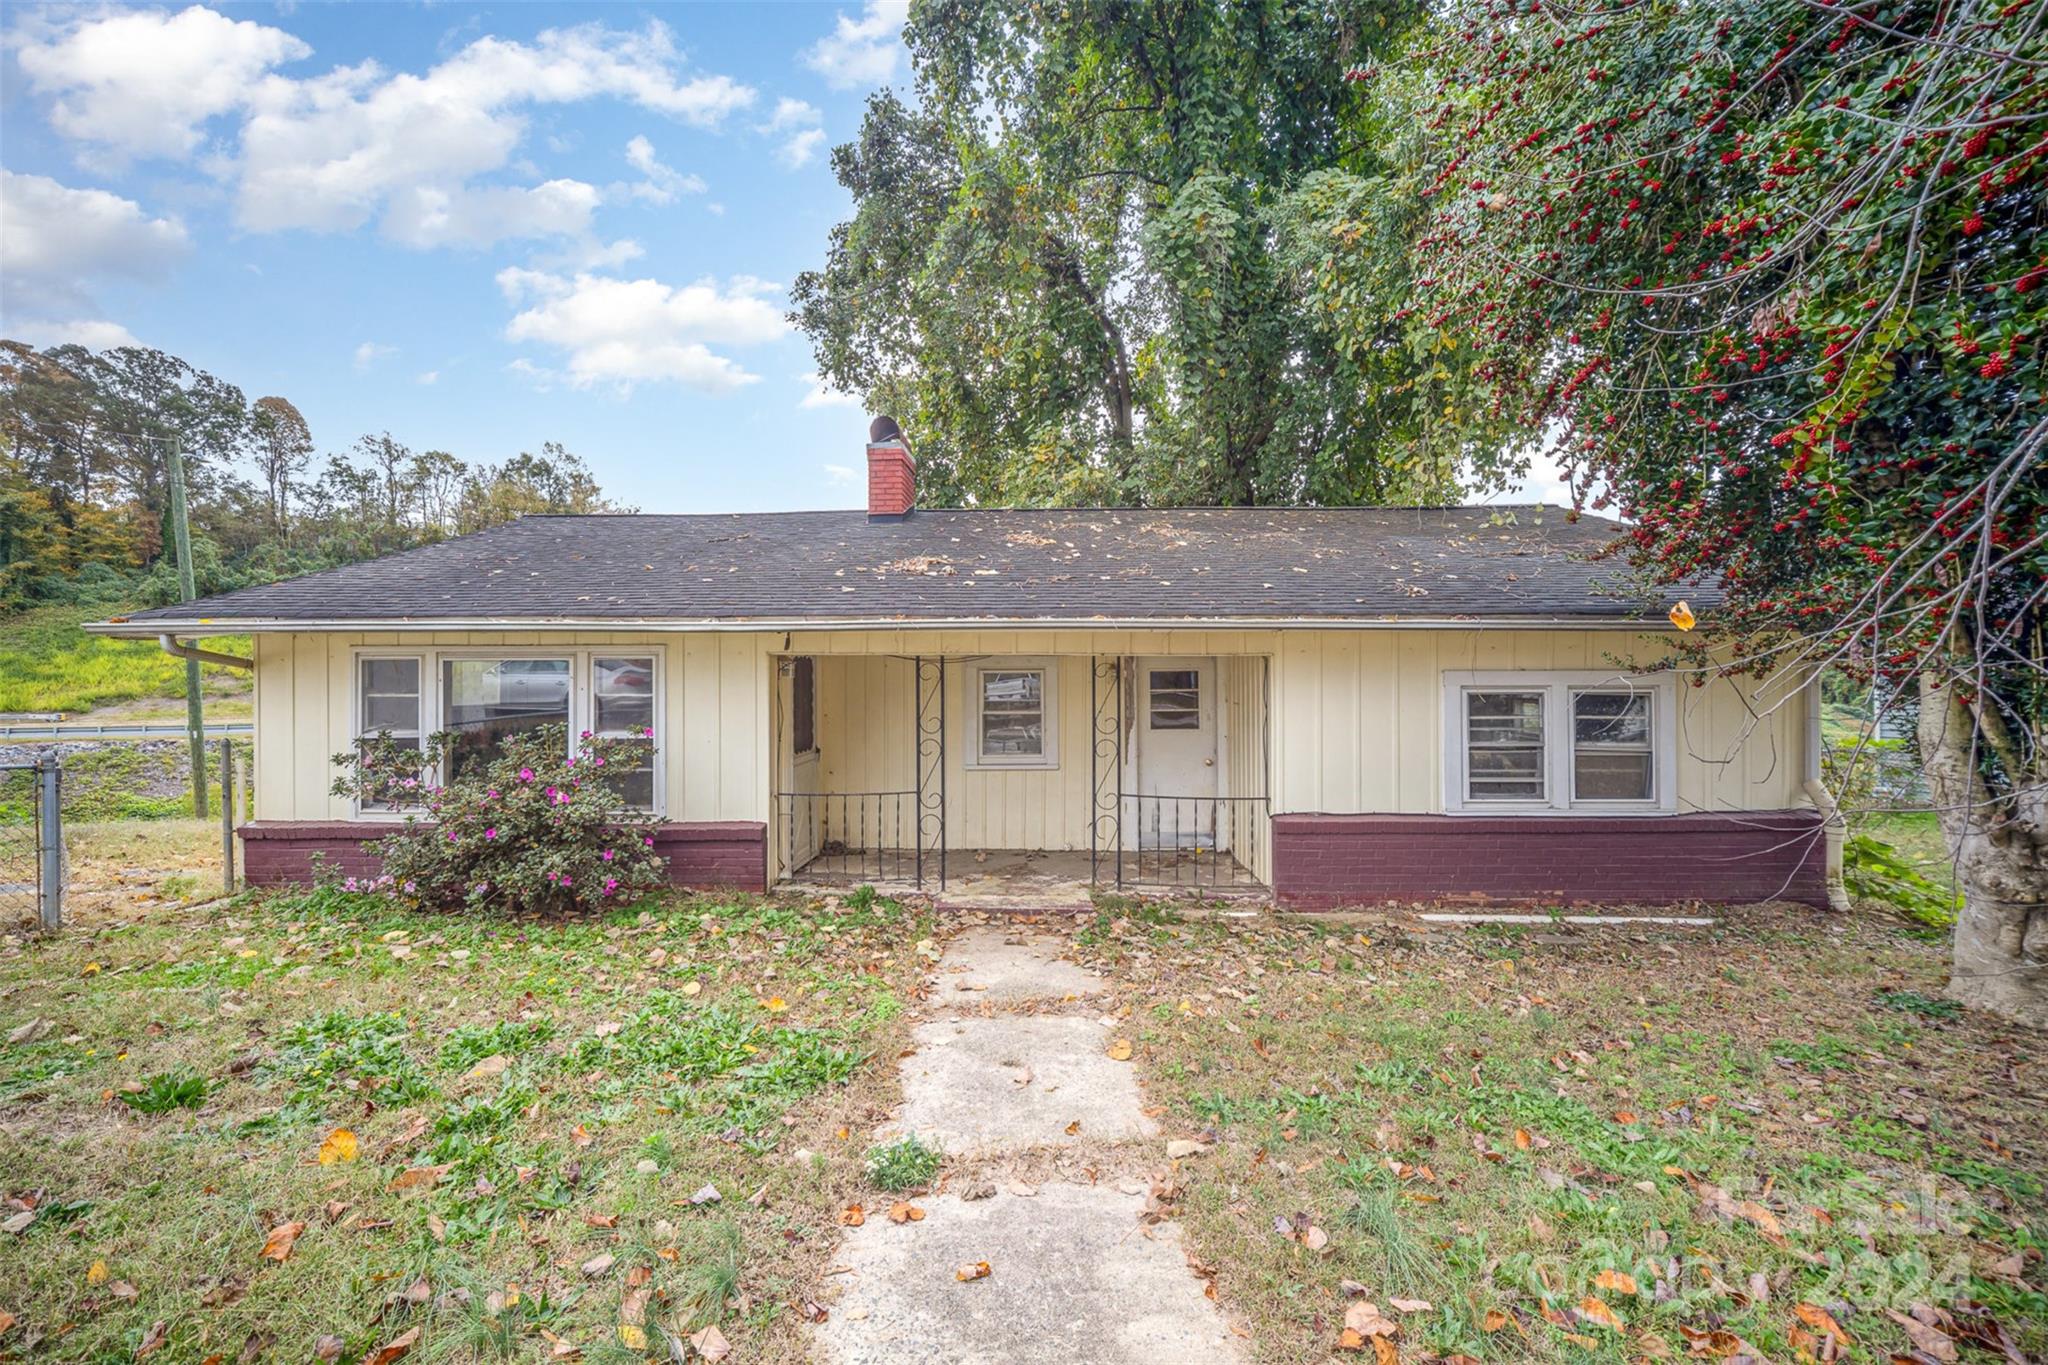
776,790,920,885
1118,793,1270,889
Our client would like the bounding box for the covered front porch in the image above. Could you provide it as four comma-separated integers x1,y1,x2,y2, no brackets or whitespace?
768,648,1272,898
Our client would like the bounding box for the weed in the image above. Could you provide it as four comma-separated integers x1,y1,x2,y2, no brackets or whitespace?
438,1018,558,1072
267,1010,436,1111
845,884,877,911
118,1069,209,1113
1875,988,1962,1019
865,1135,940,1191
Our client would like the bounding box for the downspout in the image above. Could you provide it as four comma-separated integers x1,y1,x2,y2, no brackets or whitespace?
1802,675,1851,910
159,634,254,671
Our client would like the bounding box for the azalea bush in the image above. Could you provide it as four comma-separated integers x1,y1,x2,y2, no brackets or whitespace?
331,723,666,913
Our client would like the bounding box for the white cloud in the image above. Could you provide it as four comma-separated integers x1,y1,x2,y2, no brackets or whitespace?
822,463,858,486
802,1,909,89
778,127,827,169
416,370,440,385
801,372,862,409
761,96,820,133
0,171,185,346
497,269,785,392
622,134,707,203
353,340,395,370
3,318,142,350
0,170,191,319
18,10,758,249
12,5,310,162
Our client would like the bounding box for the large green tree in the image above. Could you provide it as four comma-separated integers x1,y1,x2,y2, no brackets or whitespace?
1341,0,2045,1020
793,0,1457,507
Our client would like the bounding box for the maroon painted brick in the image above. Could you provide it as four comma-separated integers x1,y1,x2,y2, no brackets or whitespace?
1270,810,1829,909
239,820,768,893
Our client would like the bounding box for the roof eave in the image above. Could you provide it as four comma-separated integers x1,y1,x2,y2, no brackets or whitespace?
89,612,1680,637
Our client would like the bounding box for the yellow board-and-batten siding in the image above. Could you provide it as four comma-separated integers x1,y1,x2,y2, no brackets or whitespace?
252,627,1812,880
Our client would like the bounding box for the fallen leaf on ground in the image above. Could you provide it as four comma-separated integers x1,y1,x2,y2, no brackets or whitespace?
956,1261,991,1282
617,1325,648,1351
1344,1302,1398,1337
1577,1296,1624,1330
468,1055,509,1078
360,1326,419,1365
258,1221,305,1262
688,1324,730,1360
387,1164,452,1192
1389,1298,1432,1314
1482,1310,1511,1333
887,1203,925,1224
314,1335,343,1360
317,1128,359,1165
87,1260,108,1284
1107,1039,1134,1061
1794,1302,1854,1347
135,1320,169,1357
839,1204,865,1226
580,1253,614,1278
1593,1269,1638,1295
1886,1309,1956,1363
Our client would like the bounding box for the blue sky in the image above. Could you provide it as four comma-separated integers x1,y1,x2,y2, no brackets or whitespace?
1,2,1568,512
0,1,906,513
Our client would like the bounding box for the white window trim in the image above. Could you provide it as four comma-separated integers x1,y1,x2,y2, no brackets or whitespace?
1441,670,1675,815
349,646,666,819
964,658,1060,770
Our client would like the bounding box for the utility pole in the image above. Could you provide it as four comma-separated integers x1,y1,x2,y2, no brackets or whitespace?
165,433,208,819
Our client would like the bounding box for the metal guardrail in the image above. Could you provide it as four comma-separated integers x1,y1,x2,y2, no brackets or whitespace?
0,721,253,740
0,756,63,930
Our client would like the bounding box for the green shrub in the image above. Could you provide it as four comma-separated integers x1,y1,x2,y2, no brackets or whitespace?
330,724,665,913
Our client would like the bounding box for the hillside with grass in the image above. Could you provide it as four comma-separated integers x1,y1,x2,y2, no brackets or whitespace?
0,604,250,719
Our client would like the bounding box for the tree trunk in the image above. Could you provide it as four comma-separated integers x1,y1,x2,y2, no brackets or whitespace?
1918,668,2048,1027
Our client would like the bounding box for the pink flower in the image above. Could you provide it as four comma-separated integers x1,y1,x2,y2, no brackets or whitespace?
604,877,619,892
560,874,572,887
643,836,655,848
642,727,654,738
484,827,497,840
519,768,535,782
602,848,615,861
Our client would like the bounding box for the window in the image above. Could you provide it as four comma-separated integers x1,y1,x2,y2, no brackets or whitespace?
350,648,665,815
1464,690,1546,801
790,657,816,755
356,657,422,809
593,656,657,810
1443,671,1672,813
970,662,1057,768
443,657,571,780
1571,691,1653,801
1148,669,1200,730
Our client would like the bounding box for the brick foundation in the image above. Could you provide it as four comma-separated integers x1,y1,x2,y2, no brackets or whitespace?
1270,810,1829,909
239,820,768,893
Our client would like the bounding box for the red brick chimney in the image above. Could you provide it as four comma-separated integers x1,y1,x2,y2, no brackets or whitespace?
866,416,913,520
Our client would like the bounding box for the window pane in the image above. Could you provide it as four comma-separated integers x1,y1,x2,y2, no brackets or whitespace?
1574,692,1650,745
443,658,569,779
982,713,1044,756
1466,691,1544,801
362,658,419,696
1149,670,1198,691
981,671,1042,711
593,657,655,734
791,656,816,754
1575,750,1652,800
616,767,655,810
363,693,420,732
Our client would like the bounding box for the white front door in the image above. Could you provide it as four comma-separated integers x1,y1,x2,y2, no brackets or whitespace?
1134,657,1217,847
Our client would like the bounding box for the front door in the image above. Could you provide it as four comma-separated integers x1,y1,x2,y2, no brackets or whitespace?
1134,657,1217,847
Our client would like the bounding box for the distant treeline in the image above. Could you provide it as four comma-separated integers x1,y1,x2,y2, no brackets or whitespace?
0,340,628,611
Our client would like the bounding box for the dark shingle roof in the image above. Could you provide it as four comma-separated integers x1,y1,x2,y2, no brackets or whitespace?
108,506,1699,629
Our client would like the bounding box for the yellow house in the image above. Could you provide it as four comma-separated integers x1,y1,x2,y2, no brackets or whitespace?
90,428,1839,909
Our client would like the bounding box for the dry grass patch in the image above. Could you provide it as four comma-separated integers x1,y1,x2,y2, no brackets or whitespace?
0,883,934,1363
1074,901,2045,1365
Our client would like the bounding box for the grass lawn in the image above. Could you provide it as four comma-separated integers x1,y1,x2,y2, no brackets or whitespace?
0,884,934,1363
0,604,251,716
1075,903,2045,1364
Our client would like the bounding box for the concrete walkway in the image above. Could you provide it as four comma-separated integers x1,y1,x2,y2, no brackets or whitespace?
812,924,1245,1365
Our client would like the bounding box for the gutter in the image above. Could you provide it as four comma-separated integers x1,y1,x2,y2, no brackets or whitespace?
91,614,1687,638
158,633,255,670
1801,673,1851,911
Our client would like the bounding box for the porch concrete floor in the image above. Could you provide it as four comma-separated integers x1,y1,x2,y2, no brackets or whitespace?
786,847,1263,911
